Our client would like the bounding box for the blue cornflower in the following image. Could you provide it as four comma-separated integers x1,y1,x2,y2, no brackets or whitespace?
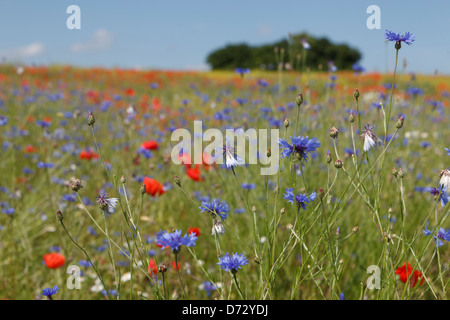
241,183,256,190
96,193,119,217
385,30,415,46
429,186,450,207
79,260,93,267
200,281,217,297
37,162,54,169
235,68,250,76
340,292,345,300
352,63,365,73
423,225,450,247
155,229,198,252
0,115,8,126
217,252,248,273
283,188,317,211
42,285,59,300
445,147,450,156
2,207,15,215
279,136,321,162
200,199,230,220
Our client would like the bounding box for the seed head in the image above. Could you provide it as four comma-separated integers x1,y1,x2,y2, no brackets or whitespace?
334,158,343,169
329,127,339,139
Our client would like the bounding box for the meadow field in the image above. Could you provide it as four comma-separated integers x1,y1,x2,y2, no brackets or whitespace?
0,56,449,300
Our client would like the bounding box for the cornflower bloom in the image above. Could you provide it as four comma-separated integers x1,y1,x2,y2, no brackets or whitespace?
279,136,321,162
217,252,248,273
423,225,450,247
96,193,119,217
155,229,198,253
429,185,449,207
283,188,317,211
440,169,450,189
385,30,415,48
361,124,382,152
200,199,230,221
42,285,59,300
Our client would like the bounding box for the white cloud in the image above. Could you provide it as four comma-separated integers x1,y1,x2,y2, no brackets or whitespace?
71,29,113,53
0,42,45,60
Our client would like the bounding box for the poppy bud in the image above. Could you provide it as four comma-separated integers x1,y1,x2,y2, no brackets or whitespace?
318,188,325,199
395,116,404,129
140,184,146,195
88,111,95,126
295,93,303,107
56,210,63,222
326,150,332,164
349,110,355,123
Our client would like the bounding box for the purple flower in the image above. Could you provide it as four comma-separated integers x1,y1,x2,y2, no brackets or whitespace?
37,162,54,169
200,199,230,220
385,30,415,45
96,193,119,217
423,225,450,247
445,148,450,156
0,115,8,126
217,252,248,273
283,188,317,211
235,68,250,75
42,285,59,300
279,136,321,161
429,186,450,207
155,229,198,252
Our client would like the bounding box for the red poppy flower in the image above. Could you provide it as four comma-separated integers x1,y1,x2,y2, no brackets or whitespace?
43,253,65,269
188,227,201,236
141,140,159,150
148,258,158,275
125,88,135,96
152,97,161,111
25,145,38,153
395,261,424,287
186,165,203,181
79,149,99,160
172,261,180,270
143,177,165,197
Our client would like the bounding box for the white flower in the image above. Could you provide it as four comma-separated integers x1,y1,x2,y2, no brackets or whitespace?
440,169,450,189
211,220,225,236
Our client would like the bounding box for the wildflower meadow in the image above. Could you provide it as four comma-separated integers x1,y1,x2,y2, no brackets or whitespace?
0,26,449,305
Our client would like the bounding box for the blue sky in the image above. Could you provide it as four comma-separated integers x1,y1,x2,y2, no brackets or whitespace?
0,0,449,74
